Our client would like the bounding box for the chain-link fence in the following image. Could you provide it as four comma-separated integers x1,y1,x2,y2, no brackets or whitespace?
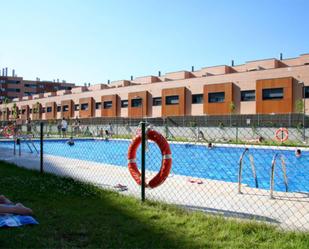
0,114,309,231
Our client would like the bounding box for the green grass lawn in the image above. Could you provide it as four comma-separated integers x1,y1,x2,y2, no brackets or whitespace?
1,162,309,249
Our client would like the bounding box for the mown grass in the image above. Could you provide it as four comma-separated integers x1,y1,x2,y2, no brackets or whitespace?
1,161,309,249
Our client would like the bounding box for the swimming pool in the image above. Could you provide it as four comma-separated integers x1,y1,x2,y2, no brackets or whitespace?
0,139,308,193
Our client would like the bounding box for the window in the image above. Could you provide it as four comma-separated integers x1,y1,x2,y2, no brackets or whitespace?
22,109,26,114
24,84,37,88
81,103,89,110
62,105,69,112
96,102,102,109
131,98,142,107
42,107,46,113
166,95,179,105
304,86,309,98
7,80,20,84
192,94,203,104
121,100,128,108
241,90,255,101
208,92,225,103
74,104,79,111
153,97,162,106
47,107,52,113
7,88,20,92
103,101,112,109
29,109,33,114
57,106,61,112
262,88,283,100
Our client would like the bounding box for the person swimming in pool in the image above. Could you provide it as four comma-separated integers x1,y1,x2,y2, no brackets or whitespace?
67,136,75,146
295,149,302,158
208,142,214,149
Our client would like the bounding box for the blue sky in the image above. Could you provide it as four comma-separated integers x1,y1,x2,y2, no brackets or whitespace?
1,0,309,85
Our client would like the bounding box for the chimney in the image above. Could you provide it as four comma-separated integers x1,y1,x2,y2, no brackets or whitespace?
107,80,110,84
1,68,4,76
88,83,90,87
12,69,15,77
191,66,194,72
158,71,161,77
231,60,234,67
280,53,283,60
130,75,133,81
5,67,8,76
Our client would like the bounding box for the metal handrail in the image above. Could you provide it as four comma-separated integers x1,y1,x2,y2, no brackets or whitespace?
13,135,39,155
270,153,288,199
238,148,259,194
25,140,33,153
29,139,39,154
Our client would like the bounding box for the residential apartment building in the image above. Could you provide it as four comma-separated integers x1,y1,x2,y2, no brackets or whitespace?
0,68,75,103
1,54,309,121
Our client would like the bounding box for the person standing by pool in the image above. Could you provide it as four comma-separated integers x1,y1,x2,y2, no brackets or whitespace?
108,123,114,136
57,120,62,137
61,118,68,138
26,117,32,135
73,117,80,137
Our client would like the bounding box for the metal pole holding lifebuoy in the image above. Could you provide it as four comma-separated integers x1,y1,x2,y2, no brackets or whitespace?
128,124,172,189
275,128,289,143
141,121,146,202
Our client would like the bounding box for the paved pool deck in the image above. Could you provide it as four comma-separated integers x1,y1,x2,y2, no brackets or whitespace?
0,147,309,231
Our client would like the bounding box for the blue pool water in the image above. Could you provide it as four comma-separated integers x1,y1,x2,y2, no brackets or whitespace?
0,139,308,193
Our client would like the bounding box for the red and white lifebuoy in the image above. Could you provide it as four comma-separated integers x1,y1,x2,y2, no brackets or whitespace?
275,127,289,142
127,129,172,188
3,125,15,138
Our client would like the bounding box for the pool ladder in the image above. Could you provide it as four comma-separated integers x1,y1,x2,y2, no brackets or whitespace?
13,136,39,156
238,148,259,194
270,153,288,199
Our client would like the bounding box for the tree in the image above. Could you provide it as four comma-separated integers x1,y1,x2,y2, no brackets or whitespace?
33,102,40,114
12,103,18,120
229,101,236,127
229,101,236,114
295,98,304,114
2,97,9,121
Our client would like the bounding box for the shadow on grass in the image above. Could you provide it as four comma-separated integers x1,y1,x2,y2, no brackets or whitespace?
0,161,203,249
182,205,280,224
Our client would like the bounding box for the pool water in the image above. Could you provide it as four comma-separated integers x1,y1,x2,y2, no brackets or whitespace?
0,139,308,193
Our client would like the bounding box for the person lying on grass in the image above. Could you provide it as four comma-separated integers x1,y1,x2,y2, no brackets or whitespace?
0,195,33,215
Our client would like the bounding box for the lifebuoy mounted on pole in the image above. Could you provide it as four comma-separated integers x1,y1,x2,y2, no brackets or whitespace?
275,127,289,142
3,125,15,138
127,128,172,188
